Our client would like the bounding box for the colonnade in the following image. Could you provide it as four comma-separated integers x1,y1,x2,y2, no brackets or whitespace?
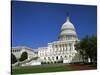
40,42,76,63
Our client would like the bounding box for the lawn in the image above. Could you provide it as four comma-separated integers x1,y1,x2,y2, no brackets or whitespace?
11,64,79,74
12,63,97,74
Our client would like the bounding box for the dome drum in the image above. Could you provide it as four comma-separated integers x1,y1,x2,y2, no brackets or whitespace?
61,28,75,31
59,34,77,37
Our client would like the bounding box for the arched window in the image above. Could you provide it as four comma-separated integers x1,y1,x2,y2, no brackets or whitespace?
44,57,46,60
65,56,67,58
56,56,58,60
48,57,50,60
52,57,54,60
60,56,63,60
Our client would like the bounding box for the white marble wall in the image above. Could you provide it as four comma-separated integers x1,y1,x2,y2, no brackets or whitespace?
12,47,37,60
38,40,81,63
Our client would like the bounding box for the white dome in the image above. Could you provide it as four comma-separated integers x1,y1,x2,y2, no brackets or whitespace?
61,21,75,30
59,16,78,41
61,17,75,30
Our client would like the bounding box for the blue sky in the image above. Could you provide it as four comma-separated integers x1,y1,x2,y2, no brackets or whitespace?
12,1,97,49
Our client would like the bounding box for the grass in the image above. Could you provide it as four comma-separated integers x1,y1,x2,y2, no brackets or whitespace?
12,64,79,74
79,63,97,67
12,63,97,74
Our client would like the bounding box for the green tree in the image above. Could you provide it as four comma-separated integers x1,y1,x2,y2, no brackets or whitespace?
75,40,87,62
75,35,97,63
11,53,17,64
19,52,28,61
88,36,97,63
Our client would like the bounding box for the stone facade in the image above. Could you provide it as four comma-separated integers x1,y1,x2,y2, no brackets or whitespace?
38,17,83,63
11,46,37,60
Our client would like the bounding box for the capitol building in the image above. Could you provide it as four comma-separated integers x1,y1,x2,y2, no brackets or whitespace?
12,16,83,66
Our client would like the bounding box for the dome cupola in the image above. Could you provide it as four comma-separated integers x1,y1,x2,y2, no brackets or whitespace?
61,17,75,30
59,16,78,41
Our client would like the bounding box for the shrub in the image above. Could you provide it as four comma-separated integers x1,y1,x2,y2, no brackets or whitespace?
19,52,28,61
11,53,17,64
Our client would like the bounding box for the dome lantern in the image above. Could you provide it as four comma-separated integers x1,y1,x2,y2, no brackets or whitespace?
66,16,70,22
